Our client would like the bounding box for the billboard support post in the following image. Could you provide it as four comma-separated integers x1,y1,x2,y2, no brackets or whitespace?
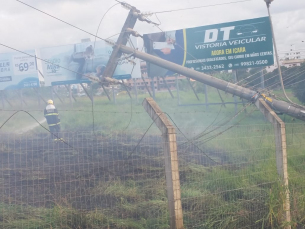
1,91,4,109
0,91,12,107
102,85,111,101
112,87,116,104
69,85,73,107
37,89,41,106
33,88,47,105
121,80,132,99
217,89,226,108
19,89,24,109
51,86,54,102
187,77,200,101
204,84,209,111
80,83,93,102
64,85,77,102
133,78,138,104
141,75,152,97
18,89,28,108
151,76,156,100
161,76,174,99
233,70,238,114
52,87,64,104
175,76,180,105
91,84,94,104
261,67,265,89
235,71,247,113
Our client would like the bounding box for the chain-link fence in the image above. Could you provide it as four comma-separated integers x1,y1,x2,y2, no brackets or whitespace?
0,122,304,228
177,124,278,229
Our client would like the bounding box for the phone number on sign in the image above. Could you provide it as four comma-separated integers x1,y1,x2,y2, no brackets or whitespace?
24,82,38,87
201,64,225,71
241,60,268,67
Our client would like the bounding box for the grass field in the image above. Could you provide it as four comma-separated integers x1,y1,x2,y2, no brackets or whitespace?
0,86,304,228
1,85,294,133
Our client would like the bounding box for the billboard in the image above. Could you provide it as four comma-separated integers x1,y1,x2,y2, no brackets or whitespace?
37,38,141,86
0,50,39,90
143,17,274,77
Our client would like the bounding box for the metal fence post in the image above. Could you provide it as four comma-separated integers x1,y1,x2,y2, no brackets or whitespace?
143,97,184,229
255,98,291,229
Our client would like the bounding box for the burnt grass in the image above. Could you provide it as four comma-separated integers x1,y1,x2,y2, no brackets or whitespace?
0,132,229,211
0,133,167,210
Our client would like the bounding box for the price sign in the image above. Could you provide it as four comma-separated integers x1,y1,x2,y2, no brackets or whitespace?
12,54,36,75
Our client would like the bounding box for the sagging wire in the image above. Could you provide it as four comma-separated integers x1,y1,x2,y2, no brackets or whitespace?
91,2,121,136
198,105,258,145
165,113,220,165
178,102,253,150
119,37,137,132
153,0,253,14
0,110,81,154
16,0,107,43
124,110,220,165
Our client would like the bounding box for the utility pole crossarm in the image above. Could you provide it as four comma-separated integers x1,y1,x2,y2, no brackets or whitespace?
119,44,305,121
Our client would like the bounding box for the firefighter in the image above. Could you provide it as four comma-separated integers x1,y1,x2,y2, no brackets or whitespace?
44,100,61,140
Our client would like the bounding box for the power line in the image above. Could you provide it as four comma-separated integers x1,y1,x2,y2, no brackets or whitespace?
91,2,121,135
241,65,305,89
191,102,252,142
252,65,305,91
264,67,305,92
0,110,80,153
198,106,257,145
153,0,253,14
235,68,265,86
16,0,107,42
165,113,220,164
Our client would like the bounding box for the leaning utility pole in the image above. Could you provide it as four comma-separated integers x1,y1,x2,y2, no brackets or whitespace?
102,5,139,79
118,44,305,121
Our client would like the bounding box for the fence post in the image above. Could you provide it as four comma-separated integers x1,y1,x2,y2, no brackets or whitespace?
255,98,291,229
142,97,184,229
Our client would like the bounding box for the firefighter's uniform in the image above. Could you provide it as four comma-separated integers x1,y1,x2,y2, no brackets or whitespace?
44,100,61,139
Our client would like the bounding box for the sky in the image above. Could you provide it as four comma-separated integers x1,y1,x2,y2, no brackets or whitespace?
0,0,305,55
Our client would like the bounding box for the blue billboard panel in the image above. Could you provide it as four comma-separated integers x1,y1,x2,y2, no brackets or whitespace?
0,50,39,90
38,39,140,86
144,17,274,77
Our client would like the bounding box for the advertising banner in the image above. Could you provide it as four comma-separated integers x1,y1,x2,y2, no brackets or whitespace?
38,38,140,86
0,50,39,90
143,17,274,77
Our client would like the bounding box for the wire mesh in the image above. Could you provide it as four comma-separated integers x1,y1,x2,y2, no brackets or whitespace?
0,122,304,228
176,123,279,229
286,123,305,228
0,130,168,228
